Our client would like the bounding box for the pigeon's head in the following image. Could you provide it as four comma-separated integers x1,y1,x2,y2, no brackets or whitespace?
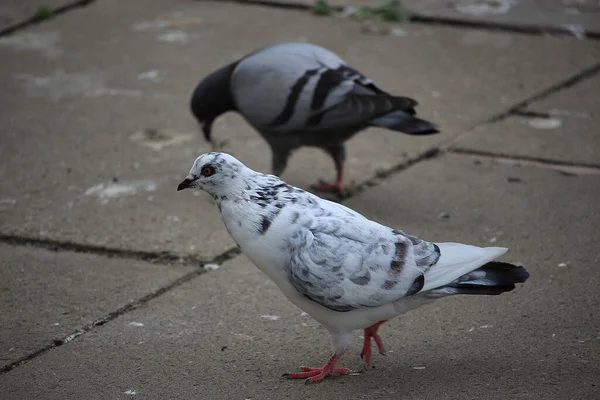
177,152,248,197
190,63,238,143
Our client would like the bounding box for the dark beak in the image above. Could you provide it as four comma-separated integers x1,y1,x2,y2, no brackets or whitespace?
202,119,214,143
177,178,194,191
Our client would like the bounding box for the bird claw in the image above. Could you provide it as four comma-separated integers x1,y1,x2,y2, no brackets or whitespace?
285,365,351,383
360,320,388,366
311,180,355,197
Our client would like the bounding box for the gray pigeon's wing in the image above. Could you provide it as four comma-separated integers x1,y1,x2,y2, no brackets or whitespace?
231,43,414,134
286,215,440,312
302,89,416,131
231,43,347,130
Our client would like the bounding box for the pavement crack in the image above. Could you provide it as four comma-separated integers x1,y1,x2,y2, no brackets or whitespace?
487,62,600,124
329,147,442,203
410,15,600,40
0,0,96,38
440,62,600,149
448,148,600,173
0,245,241,375
226,1,600,40
225,0,313,11
511,110,552,119
0,234,207,267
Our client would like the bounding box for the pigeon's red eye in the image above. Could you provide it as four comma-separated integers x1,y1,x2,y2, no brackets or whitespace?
202,166,215,177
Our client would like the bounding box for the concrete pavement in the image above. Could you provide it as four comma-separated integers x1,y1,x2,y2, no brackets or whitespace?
0,0,599,399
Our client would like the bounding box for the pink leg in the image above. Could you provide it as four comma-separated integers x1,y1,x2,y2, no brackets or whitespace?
361,320,388,366
311,160,354,197
284,353,351,383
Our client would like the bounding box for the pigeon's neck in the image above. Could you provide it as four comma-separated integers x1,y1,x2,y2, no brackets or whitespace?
190,61,239,121
213,174,291,239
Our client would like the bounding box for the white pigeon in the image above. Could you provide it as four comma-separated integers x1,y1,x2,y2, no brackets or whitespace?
190,42,439,196
177,152,530,383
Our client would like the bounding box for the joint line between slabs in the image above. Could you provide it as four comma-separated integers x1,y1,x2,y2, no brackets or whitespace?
0,246,241,375
0,234,237,267
227,0,600,40
448,148,600,171
0,0,96,37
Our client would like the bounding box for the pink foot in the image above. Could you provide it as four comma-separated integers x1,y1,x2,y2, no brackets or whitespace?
283,354,350,383
361,320,388,366
311,180,354,197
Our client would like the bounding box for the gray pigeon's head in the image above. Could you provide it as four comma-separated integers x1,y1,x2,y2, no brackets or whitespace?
190,62,239,143
177,152,249,197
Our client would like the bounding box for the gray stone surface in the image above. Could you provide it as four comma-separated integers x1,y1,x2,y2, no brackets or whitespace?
403,0,600,37
1,155,598,399
0,0,78,31
241,0,600,36
452,74,600,166
0,243,194,367
524,71,600,116
1,0,599,260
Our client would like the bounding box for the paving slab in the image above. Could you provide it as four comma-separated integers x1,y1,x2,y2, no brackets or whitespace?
0,0,81,31
404,0,600,37
451,73,600,166
524,70,600,115
1,154,598,399
1,0,599,260
0,243,194,367
241,0,600,36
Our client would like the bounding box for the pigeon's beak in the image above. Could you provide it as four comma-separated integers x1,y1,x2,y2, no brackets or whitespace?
201,119,214,143
177,177,195,191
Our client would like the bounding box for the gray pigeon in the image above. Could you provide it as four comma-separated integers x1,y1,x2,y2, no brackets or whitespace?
190,42,439,196
177,152,530,383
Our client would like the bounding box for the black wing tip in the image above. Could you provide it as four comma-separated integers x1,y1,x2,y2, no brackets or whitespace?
382,115,441,135
441,262,530,296
399,124,440,136
483,262,531,284
406,274,425,296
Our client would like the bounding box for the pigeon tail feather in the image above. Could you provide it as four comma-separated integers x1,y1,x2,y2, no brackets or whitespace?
430,262,530,296
369,111,439,135
419,243,529,297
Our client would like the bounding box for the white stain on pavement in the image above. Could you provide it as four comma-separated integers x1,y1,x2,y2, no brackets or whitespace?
454,0,517,16
157,31,188,43
131,14,204,31
129,129,194,151
132,14,203,44
527,117,562,130
468,325,494,332
16,70,142,101
203,264,220,271
562,24,586,39
85,180,157,204
124,389,137,396
261,314,280,321
128,322,145,327
0,198,16,211
0,31,62,58
137,70,161,82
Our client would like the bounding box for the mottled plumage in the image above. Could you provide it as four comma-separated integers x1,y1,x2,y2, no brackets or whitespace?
190,42,440,195
177,152,530,383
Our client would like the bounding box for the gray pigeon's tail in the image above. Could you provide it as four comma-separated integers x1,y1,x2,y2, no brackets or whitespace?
369,110,439,135
428,262,530,297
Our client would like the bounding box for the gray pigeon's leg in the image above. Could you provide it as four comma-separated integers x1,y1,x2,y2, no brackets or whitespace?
271,146,291,177
312,144,354,197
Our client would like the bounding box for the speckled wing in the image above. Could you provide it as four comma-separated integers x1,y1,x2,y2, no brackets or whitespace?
286,215,441,312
